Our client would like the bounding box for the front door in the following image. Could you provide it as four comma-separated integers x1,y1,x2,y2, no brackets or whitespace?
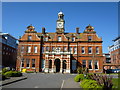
54,59,61,72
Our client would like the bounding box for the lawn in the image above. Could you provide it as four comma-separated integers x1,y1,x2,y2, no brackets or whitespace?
112,78,119,88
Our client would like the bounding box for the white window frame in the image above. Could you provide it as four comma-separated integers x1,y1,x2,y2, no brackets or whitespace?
58,36,62,41
94,60,99,70
82,47,85,54
70,47,73,53
26,59,30,68
89,60,93,70
42,47,44,53
44,37,48,41
52,47,54,51
46,46,49,51
21,58,24,68
74,47,77,54
27,46,31,53
28,36,32,41
63,47,67,51
32,59,35,68
96,47,99,54
88,47,92,54
88,36,92,41
72,37,75,42
82,60,86,68
34,46,38,53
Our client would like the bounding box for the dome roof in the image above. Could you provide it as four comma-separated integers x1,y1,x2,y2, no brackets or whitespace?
86,24,94,30
58,11,64,15
27,24,35,30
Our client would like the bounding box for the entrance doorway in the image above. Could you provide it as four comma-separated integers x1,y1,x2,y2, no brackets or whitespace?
54,59,61,72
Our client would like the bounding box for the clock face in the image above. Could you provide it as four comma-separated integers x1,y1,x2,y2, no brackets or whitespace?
57,22,63,28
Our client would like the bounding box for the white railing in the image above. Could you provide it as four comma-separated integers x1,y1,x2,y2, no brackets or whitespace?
44,51,71,55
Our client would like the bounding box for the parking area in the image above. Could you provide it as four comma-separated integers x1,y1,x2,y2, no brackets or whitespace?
2,73,77,88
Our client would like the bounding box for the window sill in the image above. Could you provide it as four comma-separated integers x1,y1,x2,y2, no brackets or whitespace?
26,67,30,69
88,53,92,54
94,69,99,70
82,53,85,54
89,69,93,70
32,67,35,69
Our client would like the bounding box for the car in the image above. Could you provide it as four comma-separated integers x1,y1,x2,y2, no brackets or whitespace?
106,69,118,74
106,69,112,74
114,69,120,73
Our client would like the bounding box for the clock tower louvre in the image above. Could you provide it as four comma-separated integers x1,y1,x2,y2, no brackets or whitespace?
56,11,65,33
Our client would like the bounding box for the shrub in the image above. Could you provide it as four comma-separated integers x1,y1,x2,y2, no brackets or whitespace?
74,74,84,82
80,79,103,89
4,71,22,77
77,67,89,74
87,73,113,89
4,71,13,77
2,68,9,74
12,71,22,77
77,67,83,74
86,73,94,79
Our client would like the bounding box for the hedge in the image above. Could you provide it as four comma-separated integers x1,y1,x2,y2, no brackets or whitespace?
80,79,103,89
74,74,84,82
4,71,22,77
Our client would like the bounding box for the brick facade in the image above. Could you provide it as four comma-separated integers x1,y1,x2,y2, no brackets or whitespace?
16,12,104,73
106,37,120,69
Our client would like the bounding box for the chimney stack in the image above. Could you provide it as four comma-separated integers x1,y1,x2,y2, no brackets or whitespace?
76,27,79,33
42,27,45,34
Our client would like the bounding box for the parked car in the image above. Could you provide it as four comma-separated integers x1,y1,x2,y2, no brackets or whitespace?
106,69,118,74
106,69,112,74
113,69,120,73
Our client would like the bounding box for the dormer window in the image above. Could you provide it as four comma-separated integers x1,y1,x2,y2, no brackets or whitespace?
44,37,48,41
72,37,75,42
28,36,32,41
58,36,62,41
88,36,92,41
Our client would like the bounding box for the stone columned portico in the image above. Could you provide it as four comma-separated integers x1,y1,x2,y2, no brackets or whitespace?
44,51,71,73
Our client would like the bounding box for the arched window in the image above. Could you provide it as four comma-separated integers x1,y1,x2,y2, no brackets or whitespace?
63,60,67,69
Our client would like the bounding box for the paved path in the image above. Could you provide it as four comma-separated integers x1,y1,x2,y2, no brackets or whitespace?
62,78,80,88
2,73,80,88
1,76,27,86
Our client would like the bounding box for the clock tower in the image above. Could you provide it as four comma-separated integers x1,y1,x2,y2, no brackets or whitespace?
56,11,65,33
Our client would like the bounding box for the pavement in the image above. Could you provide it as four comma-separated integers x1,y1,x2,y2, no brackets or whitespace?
1,73,81,88
62,78,80,88
0,75,27,86
1,73,118,89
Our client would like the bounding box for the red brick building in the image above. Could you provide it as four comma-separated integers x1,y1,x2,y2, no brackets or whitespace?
16,12,104,73
104,36,120,69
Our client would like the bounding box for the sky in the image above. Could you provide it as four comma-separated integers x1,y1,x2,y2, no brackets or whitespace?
2,2,118,53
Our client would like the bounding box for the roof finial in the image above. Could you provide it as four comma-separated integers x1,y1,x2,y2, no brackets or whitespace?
88,24,91,26
30,24,32,26
60,9,62,12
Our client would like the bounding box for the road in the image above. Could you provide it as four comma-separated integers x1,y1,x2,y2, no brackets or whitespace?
2,73,76,88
